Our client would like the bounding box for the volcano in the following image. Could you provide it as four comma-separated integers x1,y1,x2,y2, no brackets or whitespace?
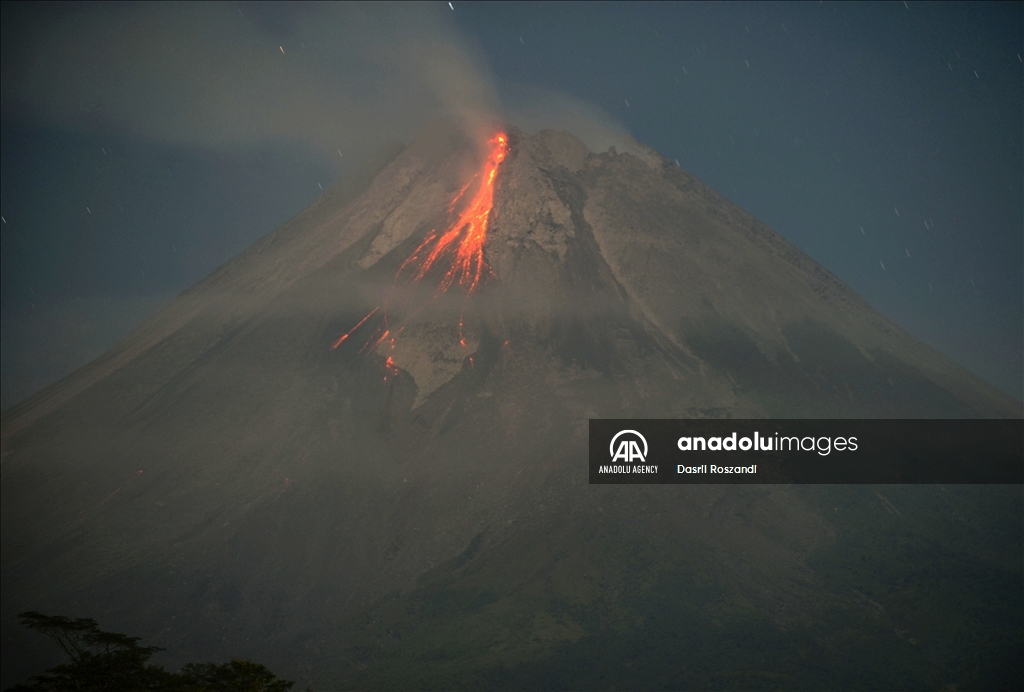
2,123,1020,689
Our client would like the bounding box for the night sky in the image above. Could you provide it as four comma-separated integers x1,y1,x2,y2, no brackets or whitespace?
2,1,1021,409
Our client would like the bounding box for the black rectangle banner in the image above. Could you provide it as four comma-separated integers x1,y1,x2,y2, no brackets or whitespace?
589,419,1023,484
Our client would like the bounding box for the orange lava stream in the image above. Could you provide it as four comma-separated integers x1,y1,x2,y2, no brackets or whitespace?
332,133,508,364
401,133,508,292
331,307,378,350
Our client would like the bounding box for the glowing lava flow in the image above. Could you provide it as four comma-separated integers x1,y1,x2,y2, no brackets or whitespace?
330,307,378,350
400,133,508,293
331,133,509,380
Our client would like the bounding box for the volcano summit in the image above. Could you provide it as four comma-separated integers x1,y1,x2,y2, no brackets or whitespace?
2,124,1020,689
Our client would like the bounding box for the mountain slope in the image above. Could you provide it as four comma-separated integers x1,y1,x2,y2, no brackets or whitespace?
2,123,1020,689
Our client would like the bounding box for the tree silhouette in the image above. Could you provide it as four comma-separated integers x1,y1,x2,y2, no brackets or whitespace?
6,612,293,692
176,660,294,692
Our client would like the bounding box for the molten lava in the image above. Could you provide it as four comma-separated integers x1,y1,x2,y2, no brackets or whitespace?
332,133,509,370
400,133,509,293
331,307,378,350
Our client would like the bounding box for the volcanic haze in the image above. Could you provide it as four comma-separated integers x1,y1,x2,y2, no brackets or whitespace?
1,124,1020,688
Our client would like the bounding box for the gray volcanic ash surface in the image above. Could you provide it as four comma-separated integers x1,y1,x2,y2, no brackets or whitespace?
1,125,1020,689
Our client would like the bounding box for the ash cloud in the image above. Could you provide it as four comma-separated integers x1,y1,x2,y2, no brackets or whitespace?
1,2,641,164
501,83,654,160
1,2,500,163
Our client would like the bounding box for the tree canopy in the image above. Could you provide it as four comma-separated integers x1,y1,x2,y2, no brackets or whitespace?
6,612,293,692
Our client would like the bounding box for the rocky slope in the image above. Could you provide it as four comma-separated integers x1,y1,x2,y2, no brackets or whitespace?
2,122,1019,688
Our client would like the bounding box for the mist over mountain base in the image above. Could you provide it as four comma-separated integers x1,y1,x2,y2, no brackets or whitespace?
336,485,1022,691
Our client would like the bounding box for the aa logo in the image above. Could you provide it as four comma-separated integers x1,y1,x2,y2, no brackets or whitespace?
609,430,648,463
